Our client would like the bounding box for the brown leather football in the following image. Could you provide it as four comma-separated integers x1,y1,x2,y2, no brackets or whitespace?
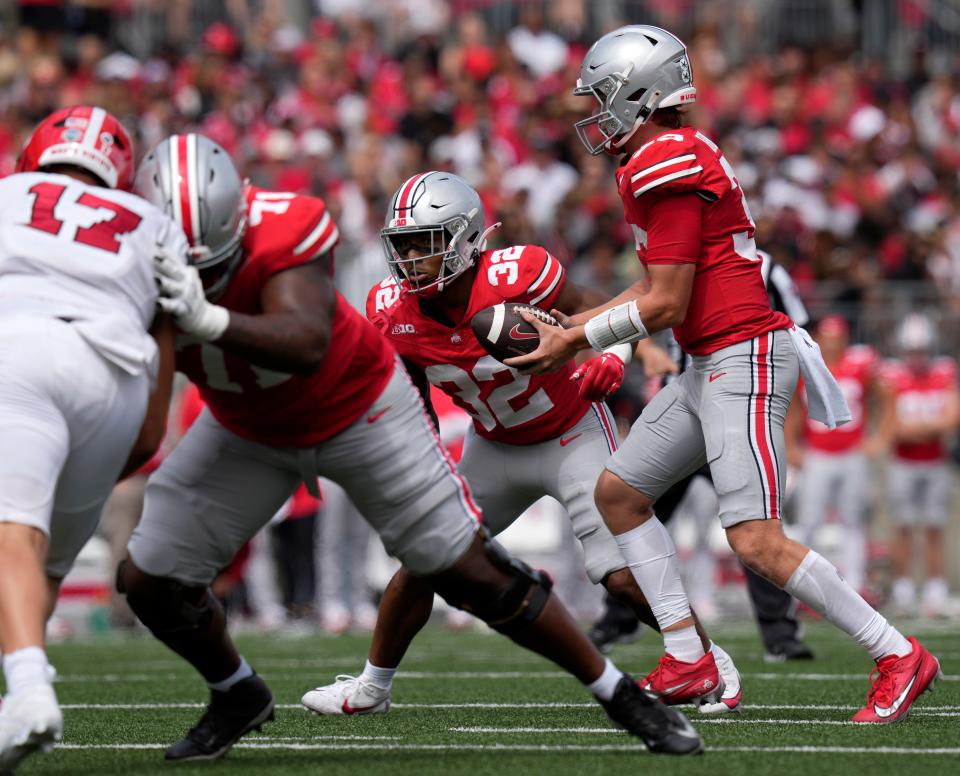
470,303,560,363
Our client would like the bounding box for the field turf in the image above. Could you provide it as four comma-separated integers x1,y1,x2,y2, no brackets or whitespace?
24,620,960,775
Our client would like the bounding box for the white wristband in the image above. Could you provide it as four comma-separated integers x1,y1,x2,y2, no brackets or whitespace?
584,301,649,351
603,343,634,364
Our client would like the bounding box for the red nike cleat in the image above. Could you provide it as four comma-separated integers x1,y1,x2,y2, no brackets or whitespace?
639,652,724,706
852,636,942,724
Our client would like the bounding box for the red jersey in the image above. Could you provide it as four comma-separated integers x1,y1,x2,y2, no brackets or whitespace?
617,127,790,355
804,345,877,453
366,245,589,444
882,357,958,462
176,186,395,447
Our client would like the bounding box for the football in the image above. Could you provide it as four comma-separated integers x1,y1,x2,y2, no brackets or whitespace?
470,303,561,363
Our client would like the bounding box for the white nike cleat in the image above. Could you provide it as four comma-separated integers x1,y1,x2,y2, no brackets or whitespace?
0,683,63,773
699,643,742,714
301,675,391,716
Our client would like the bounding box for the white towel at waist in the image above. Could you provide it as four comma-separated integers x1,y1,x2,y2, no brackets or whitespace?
787,325,851,430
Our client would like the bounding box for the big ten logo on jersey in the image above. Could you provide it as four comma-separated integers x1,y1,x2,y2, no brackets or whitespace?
374,277,401,312
24,180,142,254
487,246,522,287
179,337,292,394
249,191,294,226
391,323,416,335
425,355,553,432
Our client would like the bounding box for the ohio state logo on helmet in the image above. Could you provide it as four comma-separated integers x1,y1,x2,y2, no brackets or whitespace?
16,105,134,190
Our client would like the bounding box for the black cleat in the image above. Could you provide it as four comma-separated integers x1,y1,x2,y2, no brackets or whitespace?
165,674,275,762
598,674,704,755
764,638,815,663
587,603,642,653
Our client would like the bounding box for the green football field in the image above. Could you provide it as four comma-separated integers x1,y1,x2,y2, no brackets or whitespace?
23,620,960,775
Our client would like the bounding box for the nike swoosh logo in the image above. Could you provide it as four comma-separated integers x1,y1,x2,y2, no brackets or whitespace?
708,371,727,382
664,680,692,695
874,674,916,718
509,324,539,341
341,699,381,715
366,406,391,424
559,433,582,447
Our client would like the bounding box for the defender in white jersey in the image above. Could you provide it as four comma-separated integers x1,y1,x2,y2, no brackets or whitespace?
0,106,180,773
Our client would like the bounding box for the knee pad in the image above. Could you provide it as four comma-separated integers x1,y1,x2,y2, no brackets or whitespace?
434,531,553,634
116,559,214,636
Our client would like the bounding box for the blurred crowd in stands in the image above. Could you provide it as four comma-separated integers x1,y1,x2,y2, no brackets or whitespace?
6,1,960,632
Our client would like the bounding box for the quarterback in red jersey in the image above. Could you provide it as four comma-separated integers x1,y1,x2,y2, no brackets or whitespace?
120,136,703,760
304,171,742,716
881,314,960,616
509,24,940,723
785,315,885,595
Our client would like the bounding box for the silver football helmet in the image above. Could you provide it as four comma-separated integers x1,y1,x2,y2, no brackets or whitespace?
135,133,247,299
574,25,696,155
381,171,497,295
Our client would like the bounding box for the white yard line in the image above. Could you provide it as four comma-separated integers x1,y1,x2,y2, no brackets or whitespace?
52,670,960,683
59,701,960,712
51,742,960,755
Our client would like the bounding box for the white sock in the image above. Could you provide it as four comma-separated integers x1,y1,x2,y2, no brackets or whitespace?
586,658,622,701
208,656,254,692
785,551,912,660
614,519,692,630
361,660,396,688
663,626,705,662
3,646,51,696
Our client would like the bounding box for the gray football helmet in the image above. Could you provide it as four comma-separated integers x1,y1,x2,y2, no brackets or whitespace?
897,313,937,353
381,171,497,296
573,25,696,155
135,133,247,299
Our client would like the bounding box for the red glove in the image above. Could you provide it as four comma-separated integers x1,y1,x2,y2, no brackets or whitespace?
571,352,625,401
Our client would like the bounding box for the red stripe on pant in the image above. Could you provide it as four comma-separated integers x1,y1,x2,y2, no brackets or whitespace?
753,333,779,519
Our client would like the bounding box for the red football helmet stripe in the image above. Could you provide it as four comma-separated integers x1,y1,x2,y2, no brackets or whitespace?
175,135,195,246
396,172,428,215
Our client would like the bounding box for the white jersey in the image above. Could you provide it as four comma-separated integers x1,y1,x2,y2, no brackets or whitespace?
0,172,188,378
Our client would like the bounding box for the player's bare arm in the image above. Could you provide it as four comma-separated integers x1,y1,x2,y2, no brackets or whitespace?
506,262,695,374
214,260,335,374
119,313,176,479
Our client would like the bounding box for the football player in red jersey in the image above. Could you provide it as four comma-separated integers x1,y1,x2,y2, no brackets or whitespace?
120,135,703,760
508,25,941,723
303,171,742,716
881,314,960,617
785,315,885,597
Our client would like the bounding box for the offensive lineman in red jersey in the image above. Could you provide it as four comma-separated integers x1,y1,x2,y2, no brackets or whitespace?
120,134,703,760
508,25,941,723
302,171,742,716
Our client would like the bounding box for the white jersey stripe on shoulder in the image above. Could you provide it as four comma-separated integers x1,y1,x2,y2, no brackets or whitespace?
633,165,703,198
630,154,696,183
526,253,554,293
694,131,719,153
293,211,331,255
316,227,339,257
529,262,563,306
81,107,106,148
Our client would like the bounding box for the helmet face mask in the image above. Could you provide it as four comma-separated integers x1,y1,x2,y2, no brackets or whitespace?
573,25,696,155
380,172,489,297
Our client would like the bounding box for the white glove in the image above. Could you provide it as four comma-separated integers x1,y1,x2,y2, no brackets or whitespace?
153,250,229,341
